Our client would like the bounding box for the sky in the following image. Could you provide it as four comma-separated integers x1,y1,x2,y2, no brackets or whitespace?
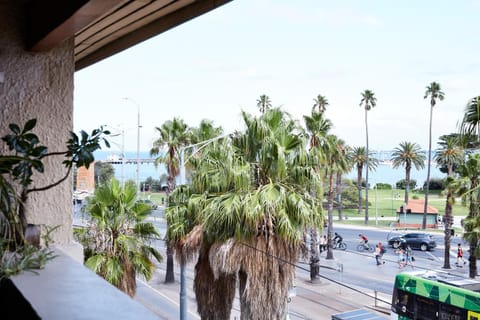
74,0,480,155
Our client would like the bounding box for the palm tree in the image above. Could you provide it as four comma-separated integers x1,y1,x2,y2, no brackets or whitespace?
322,135,349,260
391,142,426,204
423,82,445,229
359,90,376,224
79,179,162,297
312,94,329,114
150,117,190,283
336,141,351,221
256,94,272,113
459,96,480,141
168,108,323,319
435,135,463,269
349,147,377,215
304,110,331,278
456,154,480,278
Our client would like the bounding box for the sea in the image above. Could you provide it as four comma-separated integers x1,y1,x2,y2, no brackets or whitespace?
94,151,444,188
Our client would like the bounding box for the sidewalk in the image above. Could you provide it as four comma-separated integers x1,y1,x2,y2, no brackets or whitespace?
137,249,393,320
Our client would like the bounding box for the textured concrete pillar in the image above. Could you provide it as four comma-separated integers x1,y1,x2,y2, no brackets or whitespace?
0,2,75,247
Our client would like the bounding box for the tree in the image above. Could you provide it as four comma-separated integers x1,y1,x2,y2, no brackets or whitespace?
458,96,480,278
391,142,425,204
304,109,331,279
150,117,190,283
94,161,115,186
312,94,329,114
459,96,480,140
435,135,463,269
322,135,349,260
78,179,162,296
455,154,480,278
359,90,376,224
167,108,323,319
349,147,377,216
336,141,351,220
256,94,272,114
423,81,445,229
0,119,110,277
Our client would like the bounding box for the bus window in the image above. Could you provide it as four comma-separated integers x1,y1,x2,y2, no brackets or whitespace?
415,295,439,319
439,302,466,320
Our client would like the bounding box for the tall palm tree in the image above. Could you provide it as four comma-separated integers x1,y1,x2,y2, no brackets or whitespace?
455,154,480,278
435,135,463,269
256,94,272,114
304,110,331,277
312,94,329,114
336,141,351,221
349,147,377,215
459,96,480,140
391,142,426,204
168,108,323,319
322,135,349,260
359,90,376,224
78,179,162,297
150,117,190,283
423,82,445,229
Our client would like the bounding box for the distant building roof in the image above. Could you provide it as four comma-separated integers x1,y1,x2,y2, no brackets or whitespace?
396,199,438,214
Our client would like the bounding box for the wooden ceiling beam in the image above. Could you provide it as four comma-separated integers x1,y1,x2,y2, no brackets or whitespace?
28,0,124,52
75,0,232,71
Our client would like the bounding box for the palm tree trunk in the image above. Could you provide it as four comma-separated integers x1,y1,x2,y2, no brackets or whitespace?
468,182,478,278
423,105,434,229
326,169,335,260
365,109,369,225
443,190,452,269
194,244,236,319
357,166,363,215
165,181,175,283
405,167,411,204
309,228,320,283
238,237,296,320
164,244,175,283
336,172,343,220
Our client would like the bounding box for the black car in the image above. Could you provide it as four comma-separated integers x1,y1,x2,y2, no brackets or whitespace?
387,233,436,251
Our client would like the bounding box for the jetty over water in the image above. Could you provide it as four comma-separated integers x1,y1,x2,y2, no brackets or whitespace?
100,158,155,165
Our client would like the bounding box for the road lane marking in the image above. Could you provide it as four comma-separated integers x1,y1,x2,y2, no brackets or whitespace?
137,278,201,319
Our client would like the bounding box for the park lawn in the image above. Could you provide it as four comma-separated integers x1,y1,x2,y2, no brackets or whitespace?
333,188,469,229
140,192,167,207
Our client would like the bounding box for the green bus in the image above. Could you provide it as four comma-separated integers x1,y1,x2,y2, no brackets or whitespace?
391,270,480,320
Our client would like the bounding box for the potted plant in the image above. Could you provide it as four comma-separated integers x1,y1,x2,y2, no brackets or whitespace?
0,119,110,278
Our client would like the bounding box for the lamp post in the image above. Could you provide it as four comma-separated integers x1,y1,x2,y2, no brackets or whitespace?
123,97,141,197
178,133,229,320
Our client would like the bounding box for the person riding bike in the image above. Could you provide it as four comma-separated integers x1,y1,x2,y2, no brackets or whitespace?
359,234,369,249
333,232,343,246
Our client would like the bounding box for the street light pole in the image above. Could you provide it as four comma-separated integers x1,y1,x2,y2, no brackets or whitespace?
123,97,141,197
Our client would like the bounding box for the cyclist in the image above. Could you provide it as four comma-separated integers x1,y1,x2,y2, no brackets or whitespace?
333,232,343,246
359,234,369,249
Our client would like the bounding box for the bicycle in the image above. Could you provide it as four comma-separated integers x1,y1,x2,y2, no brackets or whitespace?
333,239,347,250
356,241,374,252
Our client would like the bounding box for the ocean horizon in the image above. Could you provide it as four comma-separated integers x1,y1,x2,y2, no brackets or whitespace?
94,150,444,188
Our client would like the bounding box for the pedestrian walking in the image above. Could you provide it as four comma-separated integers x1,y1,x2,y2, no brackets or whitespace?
456,243,466,267
378,242,386,264
405,244,414,269
319,235,327,253
374,245,382,265
396,248,405,269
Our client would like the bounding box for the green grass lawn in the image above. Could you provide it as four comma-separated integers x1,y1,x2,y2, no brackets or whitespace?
139,192,167,207
335,188,468,230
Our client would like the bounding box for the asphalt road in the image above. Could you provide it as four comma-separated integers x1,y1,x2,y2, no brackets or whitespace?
73,205,473,319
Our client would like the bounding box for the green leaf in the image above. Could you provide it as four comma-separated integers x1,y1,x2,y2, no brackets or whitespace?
9,123,20,134
23,119,37,133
